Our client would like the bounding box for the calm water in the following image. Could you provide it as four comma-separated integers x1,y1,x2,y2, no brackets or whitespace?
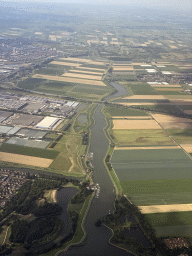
59,82,133,255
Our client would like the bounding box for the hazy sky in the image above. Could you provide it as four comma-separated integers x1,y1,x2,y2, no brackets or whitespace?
0,0,192,10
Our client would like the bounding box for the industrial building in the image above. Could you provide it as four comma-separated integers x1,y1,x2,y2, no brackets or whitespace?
36,116,60,129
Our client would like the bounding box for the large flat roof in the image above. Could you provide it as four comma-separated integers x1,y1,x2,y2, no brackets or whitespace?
36,116,60,129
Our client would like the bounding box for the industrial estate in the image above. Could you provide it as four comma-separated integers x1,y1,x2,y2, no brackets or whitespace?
0,1,191,256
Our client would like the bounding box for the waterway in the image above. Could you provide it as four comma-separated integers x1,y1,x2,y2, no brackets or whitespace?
60,82,133,255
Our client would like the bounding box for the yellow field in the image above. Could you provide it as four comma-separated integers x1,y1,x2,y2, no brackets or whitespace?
33,74,106,86
69,70,103,75
123,95,166,100
180,144,192,153
113,119,161,130
114,146,180,150
62,72,102,80
151,113,192,129
113,66,133,71
0,152,53,167
119,103,172,106
59,57,91,63
151,113,192,123
139,204,192,214
50,61,80,67
112,116,152,119
155,88,183,91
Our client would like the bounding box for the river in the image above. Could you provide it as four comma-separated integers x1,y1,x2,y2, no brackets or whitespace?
59,82,133,255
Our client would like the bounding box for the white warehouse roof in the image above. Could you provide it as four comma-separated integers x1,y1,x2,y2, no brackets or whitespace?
36,116,60,129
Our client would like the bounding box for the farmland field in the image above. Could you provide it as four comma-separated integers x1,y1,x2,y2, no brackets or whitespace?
111,148,192,206
0,143,59,159
167,129,192,143
33,74,106,86
0,152,53,168
104,106,149,117
145,212,192,227
112,129,174,146
112,119,161,129
118,82,158,95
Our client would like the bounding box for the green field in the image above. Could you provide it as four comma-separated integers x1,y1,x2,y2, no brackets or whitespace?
167,129,192,143
111,149,192,181
136,104,183,114
112,129,174,146
111,148,192,206
119,82,159,95
121,179,192,205
0,144,59,159
104,106,149,117
145,211,192,227
155,224,192,237
18,77,46,90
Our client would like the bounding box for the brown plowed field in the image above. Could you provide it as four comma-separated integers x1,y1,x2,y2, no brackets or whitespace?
0,152,53,167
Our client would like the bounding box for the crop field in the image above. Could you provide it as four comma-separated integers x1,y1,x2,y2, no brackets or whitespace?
140,204,192,214
50,61,80,67
145,212,192,228
112,119,161,129
33,74,106,86
135,104,183,114
104,106,149,117
119,82,159,95
71,86,109,95
123,95,166,100
167,129,192,144
0,143,59,159
0,152,53,168
35,67,66,76
76,67,105,72
69,70,103,75
151,113,192,129
18,77,46,90
111,148,192,206
112,129,175,146
62,72,102,80
180,144,192,153
150,84,181,88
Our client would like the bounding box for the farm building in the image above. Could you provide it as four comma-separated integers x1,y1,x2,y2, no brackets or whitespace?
36,116,60,129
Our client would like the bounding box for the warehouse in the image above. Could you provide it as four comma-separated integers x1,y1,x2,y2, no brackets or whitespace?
36,116,60,129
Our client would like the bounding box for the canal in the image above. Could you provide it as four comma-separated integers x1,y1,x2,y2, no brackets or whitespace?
60,82,133,255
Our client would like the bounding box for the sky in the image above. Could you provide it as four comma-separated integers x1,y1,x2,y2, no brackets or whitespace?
0,0,191,11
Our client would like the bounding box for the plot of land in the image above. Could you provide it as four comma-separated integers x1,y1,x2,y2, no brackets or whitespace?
114,146,180,150
139,204,192,214
112,119,161,129
123,95,166,100
113,66,133,71
180,144,192,153
150,84,181,88
51,61,80,67
62,72,102,80
69,70,103,75
0,152,53,167
76,67,105,71
112,116,151,119
33,74,106,86
151,113,192,129
111,148,192,182
112,129,174,146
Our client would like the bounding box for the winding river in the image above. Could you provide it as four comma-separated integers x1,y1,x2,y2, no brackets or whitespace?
60,82,133,255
